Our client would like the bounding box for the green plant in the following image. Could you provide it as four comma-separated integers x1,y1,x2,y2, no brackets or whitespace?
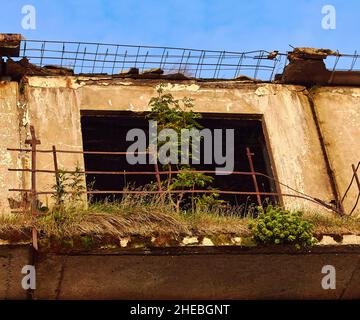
51,163,86,210
52,169,70,208
248,205,316,249
67,163,86,204
169,167,215,212
146,84,223,211
81,235,94,248
195,193,225,211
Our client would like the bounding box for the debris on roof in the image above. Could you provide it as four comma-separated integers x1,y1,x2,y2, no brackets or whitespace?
234,74,257,82
291,47,338,59
1,33,360,86
0,34,22,57
6,57,74,81
266,50,279,60
42,65,74,75
142,68,164,75
279,47,360,86
119,67,139,76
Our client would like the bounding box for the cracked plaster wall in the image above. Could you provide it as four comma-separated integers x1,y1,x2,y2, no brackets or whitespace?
1,77,358,215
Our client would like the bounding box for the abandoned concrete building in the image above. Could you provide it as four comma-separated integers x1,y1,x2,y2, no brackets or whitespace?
0,34,359,218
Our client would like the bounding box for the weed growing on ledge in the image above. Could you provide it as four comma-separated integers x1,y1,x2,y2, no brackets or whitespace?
32,191,252,244
1,195,360,247
51,163,86,210
249,205,317,249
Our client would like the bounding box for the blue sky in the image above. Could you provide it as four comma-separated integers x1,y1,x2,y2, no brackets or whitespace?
0,0,359,54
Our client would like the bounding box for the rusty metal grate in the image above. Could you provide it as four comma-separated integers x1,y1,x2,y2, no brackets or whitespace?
17,39,287,80
2,38,360,81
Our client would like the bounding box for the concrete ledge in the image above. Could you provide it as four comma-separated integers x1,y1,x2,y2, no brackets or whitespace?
1,244,360,299
113,234,360,250
35,248,360,299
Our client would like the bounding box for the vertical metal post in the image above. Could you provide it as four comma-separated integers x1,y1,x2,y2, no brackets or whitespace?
23,40,27,56
328,51,340,84
184,51,191,74
52,145,60,187
73,42,81,70
60,42,65,67
254,50,263,79
25,126,41,250
214,51,225,78
81,47,87,73
178,49,186,73
194,51,202,77
246,147,262,207
234,53,244,78
101,48,108,74
154,161,162,193
40,42,45,66
269,55,279,81
162,51,169,72
111,45,119,75
142,51,149,73
350,50,358,71
150,148,162,193
92,44,99,73
121,50,127,73
134,46,140,68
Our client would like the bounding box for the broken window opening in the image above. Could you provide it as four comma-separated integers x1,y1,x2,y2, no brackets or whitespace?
80,111,279,209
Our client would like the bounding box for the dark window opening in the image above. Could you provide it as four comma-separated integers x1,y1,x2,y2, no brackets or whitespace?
80,111,279,207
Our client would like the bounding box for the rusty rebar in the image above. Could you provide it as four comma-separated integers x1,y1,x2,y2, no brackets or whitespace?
246,147,262,207
24,126,40,251
52,145,60,187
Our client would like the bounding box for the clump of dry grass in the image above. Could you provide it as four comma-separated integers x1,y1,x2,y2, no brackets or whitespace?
35,193,251,239
1,192,360,246
0,214,32,242
303,211,360,235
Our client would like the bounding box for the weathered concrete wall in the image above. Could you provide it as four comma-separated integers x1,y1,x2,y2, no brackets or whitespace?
0,245,28,299
22,77,336,213
312,87,360,216
1,245,359,300
24,78,85,207
0,81,22,216
37,250,360,300
1,77,359,215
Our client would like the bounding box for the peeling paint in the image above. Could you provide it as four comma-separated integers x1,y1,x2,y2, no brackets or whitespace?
27,76,86,89
255,85,276,96
157,83,200,92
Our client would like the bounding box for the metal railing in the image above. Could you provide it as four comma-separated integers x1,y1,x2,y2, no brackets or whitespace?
325,51,360,72
8,126,354,249
4,39,360,81
18,39,287,80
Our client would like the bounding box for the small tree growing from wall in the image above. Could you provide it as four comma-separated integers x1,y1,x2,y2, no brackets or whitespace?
147,83,223,212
